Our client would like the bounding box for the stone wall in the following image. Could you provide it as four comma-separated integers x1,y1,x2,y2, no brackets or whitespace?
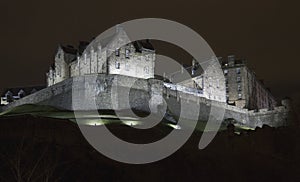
3,74,163,113
163,84,290,128
222,56,277,110
47,28,155,88
177,58,226,103
2,74,291,128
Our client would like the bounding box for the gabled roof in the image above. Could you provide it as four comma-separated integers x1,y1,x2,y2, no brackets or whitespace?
56,26,156,62
82,26,155,56
1,86,46,97
61,45,78,55
78,41,90,55
99,34,116,48
133,40,155,52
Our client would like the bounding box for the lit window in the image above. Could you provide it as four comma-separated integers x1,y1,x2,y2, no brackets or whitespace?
192,68,195,75
238,93,242,99
115,49,120,56
224,69,228,75
115,61,120,69
125,49,130,58
238,84,242,91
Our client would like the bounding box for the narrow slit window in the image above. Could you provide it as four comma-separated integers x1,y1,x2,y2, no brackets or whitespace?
115,61,120,69
125,49,130,58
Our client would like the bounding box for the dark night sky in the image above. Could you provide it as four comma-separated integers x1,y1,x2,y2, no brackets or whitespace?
1,0,300,103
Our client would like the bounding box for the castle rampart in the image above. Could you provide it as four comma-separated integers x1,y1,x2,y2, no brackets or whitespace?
2,74,291,128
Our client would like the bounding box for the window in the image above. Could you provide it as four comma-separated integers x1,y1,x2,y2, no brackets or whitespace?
236,68,241,74
224,69,228,76
56,65,61,76
144,66,149,74
237,84,242,91
238,93,242,99
146,54,152,61
115,61,120,69
125,49,130,58
226,87,229,93
125,61,129,71
192,69,195,75
115,49,120,56
237,76,241,83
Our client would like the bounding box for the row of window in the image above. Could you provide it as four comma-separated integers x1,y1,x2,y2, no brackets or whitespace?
114,61,150,74
115,49,130,59
226,93,242,101
225,76,241,84
226,83,243,99
225,85,242,92
224,67,241,75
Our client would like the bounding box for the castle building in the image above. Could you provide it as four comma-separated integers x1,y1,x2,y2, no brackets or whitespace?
169,58,226,103
220,55,277,110
0,86,45,105
0,27,291,128
47,27,155,87
1,26,276,113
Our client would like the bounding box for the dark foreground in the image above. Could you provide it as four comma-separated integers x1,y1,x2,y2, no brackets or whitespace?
0,115,299,182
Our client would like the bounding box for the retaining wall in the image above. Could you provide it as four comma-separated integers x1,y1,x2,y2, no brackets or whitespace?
2,74,290,128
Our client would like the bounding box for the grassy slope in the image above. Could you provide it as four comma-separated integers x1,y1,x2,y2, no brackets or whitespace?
0,104,233,132
0,115,299,181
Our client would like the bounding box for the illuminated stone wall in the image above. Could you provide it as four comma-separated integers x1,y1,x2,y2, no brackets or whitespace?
177,58,226,103
3,74,291,128
46,27,155,87
221,55,277,110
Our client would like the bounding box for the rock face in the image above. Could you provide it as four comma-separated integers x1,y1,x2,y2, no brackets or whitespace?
2,74,292,128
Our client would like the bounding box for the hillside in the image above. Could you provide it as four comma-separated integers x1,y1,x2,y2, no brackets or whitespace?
0,114,299,181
